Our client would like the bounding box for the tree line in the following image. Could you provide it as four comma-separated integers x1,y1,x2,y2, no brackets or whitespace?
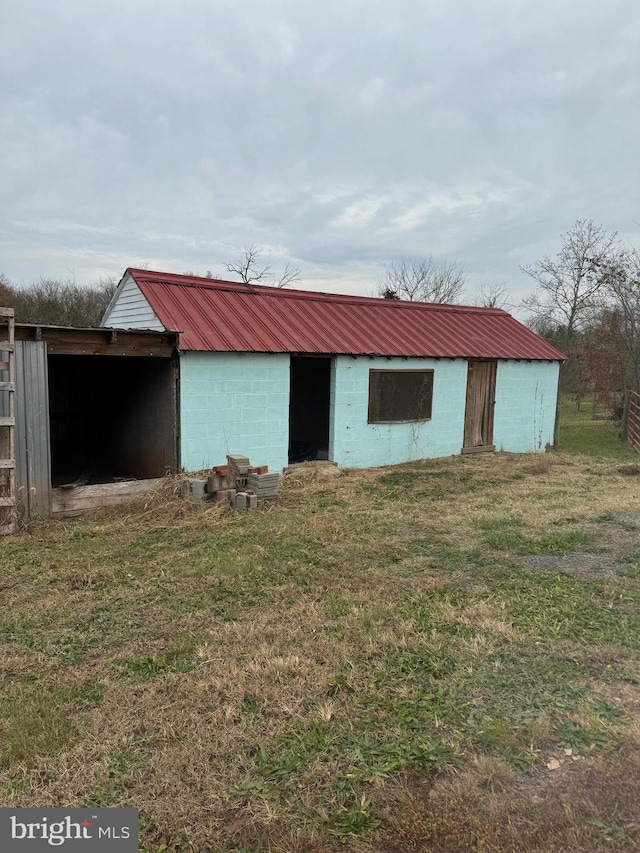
2,223,637,414
0,248,511,329
0,274,117,327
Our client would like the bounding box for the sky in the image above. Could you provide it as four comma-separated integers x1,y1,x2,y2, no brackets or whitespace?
1,0,639,309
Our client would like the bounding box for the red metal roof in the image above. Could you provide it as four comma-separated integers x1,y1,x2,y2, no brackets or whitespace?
127,268,565,360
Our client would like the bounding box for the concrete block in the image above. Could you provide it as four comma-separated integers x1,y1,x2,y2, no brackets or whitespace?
227,454,251,476
180,479,208,501
227,454,250,466
248,472,279,484
235,491,249,510
215,488,237,505
207,473,231,492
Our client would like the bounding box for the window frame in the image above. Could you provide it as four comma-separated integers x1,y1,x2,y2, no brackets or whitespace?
367,368,434,425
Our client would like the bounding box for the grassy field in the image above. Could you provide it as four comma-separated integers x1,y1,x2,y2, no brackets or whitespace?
557,394,635,460
1,405,639,852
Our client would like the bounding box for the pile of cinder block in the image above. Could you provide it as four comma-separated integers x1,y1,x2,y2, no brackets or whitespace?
247,470,280,501
201,454,280,510
206,464,237,506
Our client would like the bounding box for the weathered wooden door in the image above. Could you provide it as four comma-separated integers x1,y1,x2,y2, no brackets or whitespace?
463,360,496,453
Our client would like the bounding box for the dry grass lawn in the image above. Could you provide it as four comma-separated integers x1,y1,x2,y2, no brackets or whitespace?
1,414,640,851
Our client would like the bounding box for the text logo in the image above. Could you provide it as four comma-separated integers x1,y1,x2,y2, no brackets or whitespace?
1,809,138,852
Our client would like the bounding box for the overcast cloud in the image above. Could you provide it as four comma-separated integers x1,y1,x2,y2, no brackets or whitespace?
1,0,639,306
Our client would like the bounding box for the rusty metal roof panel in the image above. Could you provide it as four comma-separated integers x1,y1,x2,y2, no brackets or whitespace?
129,269,565,360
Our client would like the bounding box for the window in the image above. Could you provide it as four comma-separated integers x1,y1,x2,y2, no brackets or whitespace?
368,369,434,424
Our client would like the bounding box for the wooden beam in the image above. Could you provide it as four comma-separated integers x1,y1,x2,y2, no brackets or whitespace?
51,478,163,517
14,325,178,357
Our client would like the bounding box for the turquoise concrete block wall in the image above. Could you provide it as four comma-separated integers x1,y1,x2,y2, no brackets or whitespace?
180,352,290,472
493,361,560,452
329,356,468,468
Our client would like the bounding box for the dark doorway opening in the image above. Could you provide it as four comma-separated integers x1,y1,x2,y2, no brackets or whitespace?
288,356,332,463
48,354,178,486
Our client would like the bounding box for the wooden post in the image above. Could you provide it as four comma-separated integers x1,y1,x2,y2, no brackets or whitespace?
621,390,629,442
553,371,562,450
0,308,16,533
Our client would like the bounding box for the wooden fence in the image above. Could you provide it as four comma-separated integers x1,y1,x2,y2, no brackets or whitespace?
624,391,640,453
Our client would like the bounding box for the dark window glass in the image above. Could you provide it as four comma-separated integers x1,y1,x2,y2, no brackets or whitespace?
368,370,434,423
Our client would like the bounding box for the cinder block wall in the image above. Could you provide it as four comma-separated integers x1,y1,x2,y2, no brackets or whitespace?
180,352,290,472
493,361,560,452
329,356,468,468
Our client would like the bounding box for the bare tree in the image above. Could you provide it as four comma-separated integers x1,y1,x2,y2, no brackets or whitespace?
225,245,301,288
376,256,467,303
521,220,618,340
474,281,511,309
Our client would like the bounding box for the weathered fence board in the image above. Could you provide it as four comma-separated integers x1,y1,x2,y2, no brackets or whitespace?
626,391,640,453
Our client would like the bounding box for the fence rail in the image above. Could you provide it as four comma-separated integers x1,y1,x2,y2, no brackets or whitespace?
625,390,640,453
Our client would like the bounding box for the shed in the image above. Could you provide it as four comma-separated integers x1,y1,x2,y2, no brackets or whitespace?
12,324,179,518
103,269,565,472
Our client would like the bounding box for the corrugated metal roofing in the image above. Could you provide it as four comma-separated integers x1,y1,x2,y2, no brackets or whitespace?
127,269,565,361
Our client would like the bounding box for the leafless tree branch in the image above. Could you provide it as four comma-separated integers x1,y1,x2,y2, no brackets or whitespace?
225,245,301,289
376,256,467,303
474,281,512,310
226,244,272,286
276,261,302,288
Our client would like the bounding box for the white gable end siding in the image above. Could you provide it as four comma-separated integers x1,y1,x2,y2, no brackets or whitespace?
102,274,164,330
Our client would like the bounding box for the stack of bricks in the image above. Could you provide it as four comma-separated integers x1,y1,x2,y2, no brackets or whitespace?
205,464,236,505
247,470,280,502
203,454,278,508
227,454,251,490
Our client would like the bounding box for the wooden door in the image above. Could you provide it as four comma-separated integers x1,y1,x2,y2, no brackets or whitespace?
463,360,496,453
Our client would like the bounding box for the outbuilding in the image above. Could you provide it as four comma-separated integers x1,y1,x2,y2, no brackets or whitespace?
103,269,565,472
11,323,179,519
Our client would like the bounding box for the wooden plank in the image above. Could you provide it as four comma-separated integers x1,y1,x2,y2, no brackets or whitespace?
627,413,640,428
553,369,561,449
51,478,163,517
0,417,14,427
0,496,15,506
461,444,496,454
14,325,178,357
0,342,14,352
0,381,15,391
0,459,15,468
0,307,15,317
44,340,175,357
463,360,497,449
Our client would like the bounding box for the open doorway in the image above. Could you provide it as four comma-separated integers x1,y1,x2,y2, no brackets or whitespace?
288,356,332,463
48,354,178,486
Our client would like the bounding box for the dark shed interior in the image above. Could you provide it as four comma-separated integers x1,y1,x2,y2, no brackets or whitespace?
48,354,177,486
288,356,332,462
